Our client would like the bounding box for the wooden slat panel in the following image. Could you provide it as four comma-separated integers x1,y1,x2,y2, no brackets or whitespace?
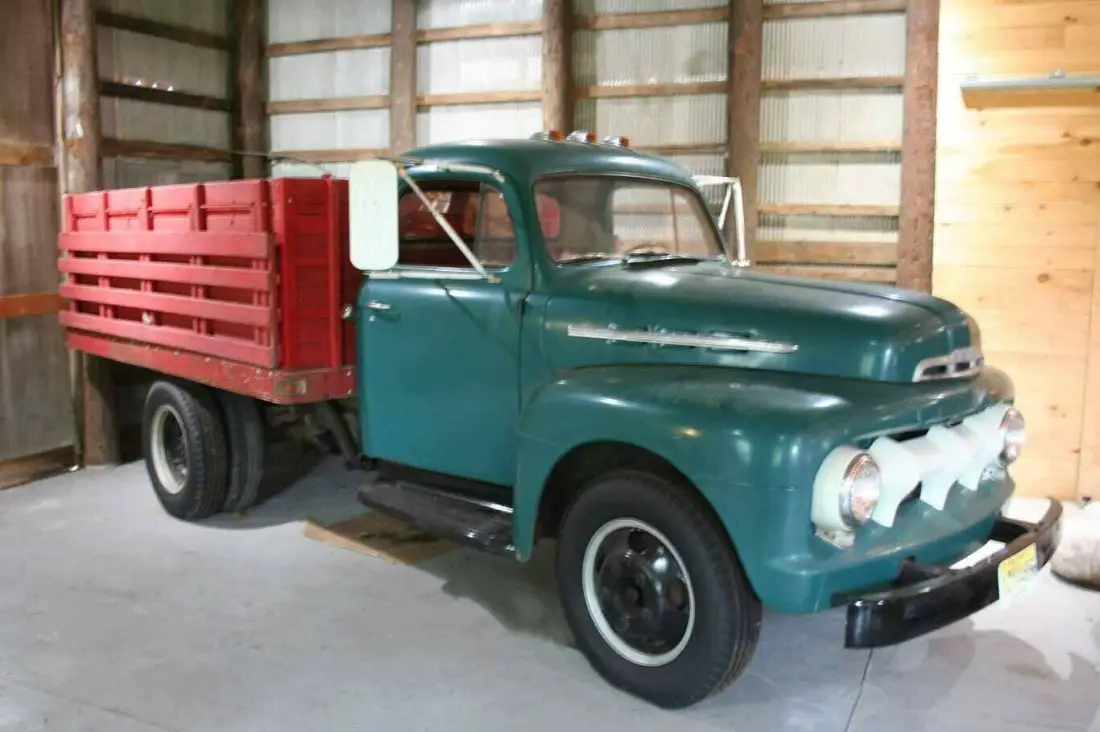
418,20,542,42
266,33,391,57
95,10,230,50
417,90,542,106
60,284,273,328
270,148,388,163
758,203,901,217
763,0,907,20
755,265,897,283
59,231,271,258
762,76,905,90
0,293,64,319
575,8,728,30
101,138,232,163
0,141,53,167
576,82,725,99
99,81,229,112
753,240,898,265
266,95,390,115
58,257,273,291
760,141,902,153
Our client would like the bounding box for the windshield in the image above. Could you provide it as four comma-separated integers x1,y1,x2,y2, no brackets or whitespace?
531,176,725,264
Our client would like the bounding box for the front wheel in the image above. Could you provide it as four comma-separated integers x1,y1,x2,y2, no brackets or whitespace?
556,470,762,709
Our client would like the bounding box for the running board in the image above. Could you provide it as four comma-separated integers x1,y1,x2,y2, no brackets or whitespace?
357,478,515,556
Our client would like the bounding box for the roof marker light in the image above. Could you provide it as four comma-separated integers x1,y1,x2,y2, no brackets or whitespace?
601,135,631,148
530,130,565,142
566,130,597,143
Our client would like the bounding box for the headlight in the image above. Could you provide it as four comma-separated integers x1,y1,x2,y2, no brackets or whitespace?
838,452,882,527
999,406,1026,464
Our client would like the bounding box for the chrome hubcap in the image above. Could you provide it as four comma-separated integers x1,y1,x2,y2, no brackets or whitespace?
150,404,188,495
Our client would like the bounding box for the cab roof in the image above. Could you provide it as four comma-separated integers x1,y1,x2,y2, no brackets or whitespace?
401,137,700,188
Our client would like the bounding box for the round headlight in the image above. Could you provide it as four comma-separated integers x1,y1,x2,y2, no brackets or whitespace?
839,453,881,527
1000,406,1026,464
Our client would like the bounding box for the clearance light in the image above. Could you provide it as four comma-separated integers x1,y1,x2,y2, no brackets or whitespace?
601,135,631,148
530,130,565,142
567,130,597,143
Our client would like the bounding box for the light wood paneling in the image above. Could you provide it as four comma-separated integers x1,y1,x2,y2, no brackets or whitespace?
933,0,1100,500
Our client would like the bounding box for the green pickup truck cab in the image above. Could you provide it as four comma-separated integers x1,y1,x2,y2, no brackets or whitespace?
343,132,1061,708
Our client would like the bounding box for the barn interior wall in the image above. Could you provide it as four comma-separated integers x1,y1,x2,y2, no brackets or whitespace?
933,0,1100,500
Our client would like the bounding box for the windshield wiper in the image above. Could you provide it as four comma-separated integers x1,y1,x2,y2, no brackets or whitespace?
558,253,620,265
620,252,715,267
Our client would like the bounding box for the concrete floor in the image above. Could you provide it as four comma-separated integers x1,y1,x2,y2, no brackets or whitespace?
1,456,1099,732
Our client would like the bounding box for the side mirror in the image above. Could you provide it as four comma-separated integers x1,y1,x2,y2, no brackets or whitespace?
349,159,400,271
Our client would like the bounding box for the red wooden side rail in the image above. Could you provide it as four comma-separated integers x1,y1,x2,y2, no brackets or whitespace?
57,178,359,405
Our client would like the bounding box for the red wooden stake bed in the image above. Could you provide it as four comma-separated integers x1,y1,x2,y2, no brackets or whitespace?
57,177,360,405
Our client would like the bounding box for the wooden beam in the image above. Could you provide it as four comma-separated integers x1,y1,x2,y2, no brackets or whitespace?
267,33,391,57
542,0,572,132
960,85,1100,110
96,10,230,50
271,148,389,164
763,0,907,20
418,20,542,43
575,8,727,31
0,446,77,491
266,95,390,115
896,0,938,292
62,0,119,467
0,141,54,167
637,143,726,156
762,76,904,91
391,0,417,153
102,138,233,163
760,140,902,153
756,264,897,283
0,293,65,319
576,82,725,99
98,81,229,111
753,240,898,265
728,0,763,256
759,203,901,217
418,90,542,107
234,0,265,178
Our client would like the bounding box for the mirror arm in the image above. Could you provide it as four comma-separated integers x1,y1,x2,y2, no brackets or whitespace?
396,167,499,283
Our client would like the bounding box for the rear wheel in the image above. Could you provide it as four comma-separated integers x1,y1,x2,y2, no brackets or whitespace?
215,391,266,514
142,380,229,521
556,469,762,709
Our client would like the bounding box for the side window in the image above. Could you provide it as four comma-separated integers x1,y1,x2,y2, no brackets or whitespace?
396,180,517,270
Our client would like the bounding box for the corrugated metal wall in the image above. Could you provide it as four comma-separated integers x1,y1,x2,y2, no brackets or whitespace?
95,0,232,187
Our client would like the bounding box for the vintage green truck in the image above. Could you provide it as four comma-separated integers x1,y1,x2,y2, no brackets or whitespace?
58,130,1062,709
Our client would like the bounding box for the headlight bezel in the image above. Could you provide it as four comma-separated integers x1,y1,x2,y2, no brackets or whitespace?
837,452,882,528
811,445,883,533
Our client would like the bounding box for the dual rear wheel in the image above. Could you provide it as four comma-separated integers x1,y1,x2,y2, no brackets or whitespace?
142,379,265,520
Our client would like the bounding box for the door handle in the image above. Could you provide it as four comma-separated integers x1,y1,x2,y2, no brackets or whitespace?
365,301,392,311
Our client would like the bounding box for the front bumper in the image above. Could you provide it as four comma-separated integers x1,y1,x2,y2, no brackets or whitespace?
842,498,1062,649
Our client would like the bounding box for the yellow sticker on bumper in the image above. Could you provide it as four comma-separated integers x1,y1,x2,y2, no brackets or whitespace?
997,543,1039,600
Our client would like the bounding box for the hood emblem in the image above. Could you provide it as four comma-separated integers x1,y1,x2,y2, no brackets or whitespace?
566,324,798,354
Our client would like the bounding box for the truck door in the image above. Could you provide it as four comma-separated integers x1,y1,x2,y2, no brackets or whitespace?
358,177,528,487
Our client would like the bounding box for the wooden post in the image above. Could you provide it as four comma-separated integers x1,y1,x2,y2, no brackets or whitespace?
60,0,119,466
541,0,572,132
727,0,763,258
896,0,939,292
234,0,266,178
390,0,417,153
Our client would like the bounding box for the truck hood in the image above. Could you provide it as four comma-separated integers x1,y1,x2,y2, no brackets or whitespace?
540,261,979,383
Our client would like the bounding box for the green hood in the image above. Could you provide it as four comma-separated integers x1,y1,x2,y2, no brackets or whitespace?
540,261,978,383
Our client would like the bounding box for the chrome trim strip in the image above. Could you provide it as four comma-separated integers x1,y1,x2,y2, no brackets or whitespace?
566,324,798,354
912,346,984,382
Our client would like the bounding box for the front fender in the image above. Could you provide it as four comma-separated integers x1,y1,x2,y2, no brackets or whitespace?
512,364,1014,609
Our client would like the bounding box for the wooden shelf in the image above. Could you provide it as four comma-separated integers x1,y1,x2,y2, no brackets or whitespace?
758,203,901,217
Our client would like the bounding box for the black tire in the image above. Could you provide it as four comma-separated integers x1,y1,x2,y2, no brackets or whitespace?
215,391,266,513
556,469,762,709
141,380,229,521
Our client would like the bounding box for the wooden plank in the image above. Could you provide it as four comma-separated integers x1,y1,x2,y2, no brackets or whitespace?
0,141,53,167
269,148,389,163
0,293,64,319
391,0,417,153
60,231,271,258
60,284,273,328
63,0,117,467
755,264,897,283
729,0,763,256
895,0,939,292
95,10,231,50
575,8,728,30
763,0,907,20
98,81,229,112
1079,230,1100,500
762,76,905,91
417,90,543,106
266,95,390,115
760,140,903,153
961,85,1100,111
0,446,76,491
58,257,273,291
234,0,266,178
542,0,572,132
576,82,725,99
101,138,233,163
266,33,391,57
753,240,898,265
758,203,901,217
638,143,726,156
418,20,542,43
